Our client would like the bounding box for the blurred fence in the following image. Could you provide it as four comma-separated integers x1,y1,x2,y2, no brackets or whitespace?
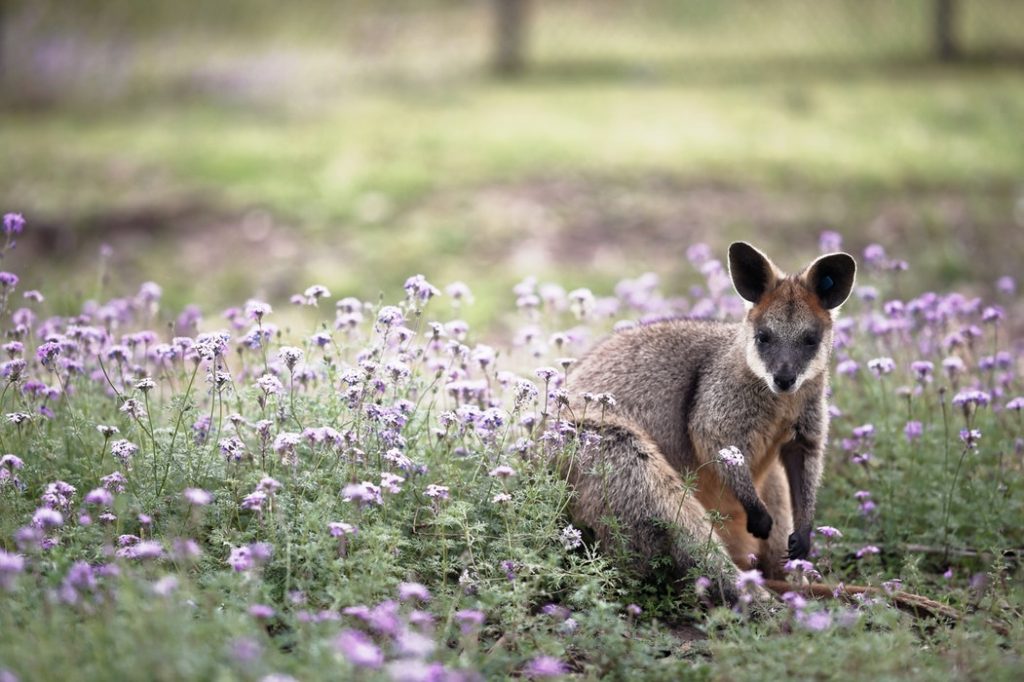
1,0,1022,107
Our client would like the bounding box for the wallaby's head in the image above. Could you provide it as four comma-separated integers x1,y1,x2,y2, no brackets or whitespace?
728,242,856,394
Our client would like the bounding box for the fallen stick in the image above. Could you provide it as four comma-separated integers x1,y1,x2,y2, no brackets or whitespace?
762,579,1010,636
827,543,1023,561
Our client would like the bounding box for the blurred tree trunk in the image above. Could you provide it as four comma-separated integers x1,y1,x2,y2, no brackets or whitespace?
493,0,529,76
935,0,960,61
0,0,5,79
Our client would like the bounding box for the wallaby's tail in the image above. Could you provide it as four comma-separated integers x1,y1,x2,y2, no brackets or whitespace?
559,417,743,606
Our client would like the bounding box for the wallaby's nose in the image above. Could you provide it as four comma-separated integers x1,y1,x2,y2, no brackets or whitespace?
774,373,796,391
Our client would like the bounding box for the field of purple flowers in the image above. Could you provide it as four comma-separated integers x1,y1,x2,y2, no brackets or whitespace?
0,212,1021,681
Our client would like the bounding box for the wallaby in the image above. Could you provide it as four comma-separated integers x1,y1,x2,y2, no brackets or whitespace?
560,242,857,605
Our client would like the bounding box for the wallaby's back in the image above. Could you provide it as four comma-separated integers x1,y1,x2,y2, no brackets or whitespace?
569,318,741,473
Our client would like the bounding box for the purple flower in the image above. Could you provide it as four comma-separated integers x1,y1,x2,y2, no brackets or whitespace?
796,609,832,632
171,538,202,562
365,600,401,636
864,243,887,265
816,525,842,539
717,445,745,467
819,231,842,253
0,550,25,590
0,454,24,470
867,357,895,377
446,280,473,303
0,272,18,289
41,480,77,510
151,575,179,597
981,306,1004,323
394,630,436,660
83,488,114,507
784,559,820,580
952,390,990,409
241,490,267,511
257,374,284,395
403,275,441,303
904,421,923,442
686,243,712,265
1006,397,1024,411
101,471,126,493
375,306,404,330
3,213,25,235
488,465,517,479
35,341,60,368
855,545,880,559
852,424,875,440
959,429,982,449
249,604,276,619
735,569,764,592
334,630,383,669
278,347,304,370
244,299,272,321
524,655,568,678
33,507,63,529
380,472,404,494
454,609,485,633
342,482,383,507
782,591,807,611
110,439,139,466
398,581,431,602
228,546,253,572
248,542,273,563
329,521,358,537
836,359,859,377
258,477,282,493
183,488,213,506
559,525,583,550
129,541,165,560
535,367,559,383
423,484,449,501
229,637,262,664
943,356,966,376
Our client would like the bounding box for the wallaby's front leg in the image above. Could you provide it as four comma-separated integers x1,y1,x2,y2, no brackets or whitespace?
710,443,774,540
780,399,826,560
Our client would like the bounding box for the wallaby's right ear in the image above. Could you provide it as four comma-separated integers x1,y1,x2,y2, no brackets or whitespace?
728,242,780,304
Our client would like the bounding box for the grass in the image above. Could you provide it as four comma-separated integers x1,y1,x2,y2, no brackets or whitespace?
0,230,1022,681
0,4,1023,676
2,1,1023,320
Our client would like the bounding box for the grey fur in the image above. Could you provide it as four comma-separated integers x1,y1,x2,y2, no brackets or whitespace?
559,243,855,604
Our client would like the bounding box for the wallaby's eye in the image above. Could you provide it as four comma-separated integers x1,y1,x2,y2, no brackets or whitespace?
803,334,820,347
755,330,772,345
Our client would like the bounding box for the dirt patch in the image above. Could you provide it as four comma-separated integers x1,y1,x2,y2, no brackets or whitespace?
15,174,1023,326
407,174,1022,291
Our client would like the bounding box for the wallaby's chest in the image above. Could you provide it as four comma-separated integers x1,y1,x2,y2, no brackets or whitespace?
750,415,798,483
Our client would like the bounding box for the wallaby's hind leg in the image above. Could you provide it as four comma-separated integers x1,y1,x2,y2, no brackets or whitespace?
757,462,794,580
560,419,742,605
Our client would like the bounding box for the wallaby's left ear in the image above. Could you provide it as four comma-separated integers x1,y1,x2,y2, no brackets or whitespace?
803,252,857,310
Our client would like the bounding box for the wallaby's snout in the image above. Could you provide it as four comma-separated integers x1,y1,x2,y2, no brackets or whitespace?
773,370,796,392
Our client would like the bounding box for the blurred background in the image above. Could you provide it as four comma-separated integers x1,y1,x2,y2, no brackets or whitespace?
2,0,1022,325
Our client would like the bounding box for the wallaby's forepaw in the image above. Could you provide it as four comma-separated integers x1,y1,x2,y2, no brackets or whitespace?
746,505,773,540
787,530,811,560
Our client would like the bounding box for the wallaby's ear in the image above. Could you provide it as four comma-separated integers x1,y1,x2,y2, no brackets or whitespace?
803,252,857,310
728,242,780,304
